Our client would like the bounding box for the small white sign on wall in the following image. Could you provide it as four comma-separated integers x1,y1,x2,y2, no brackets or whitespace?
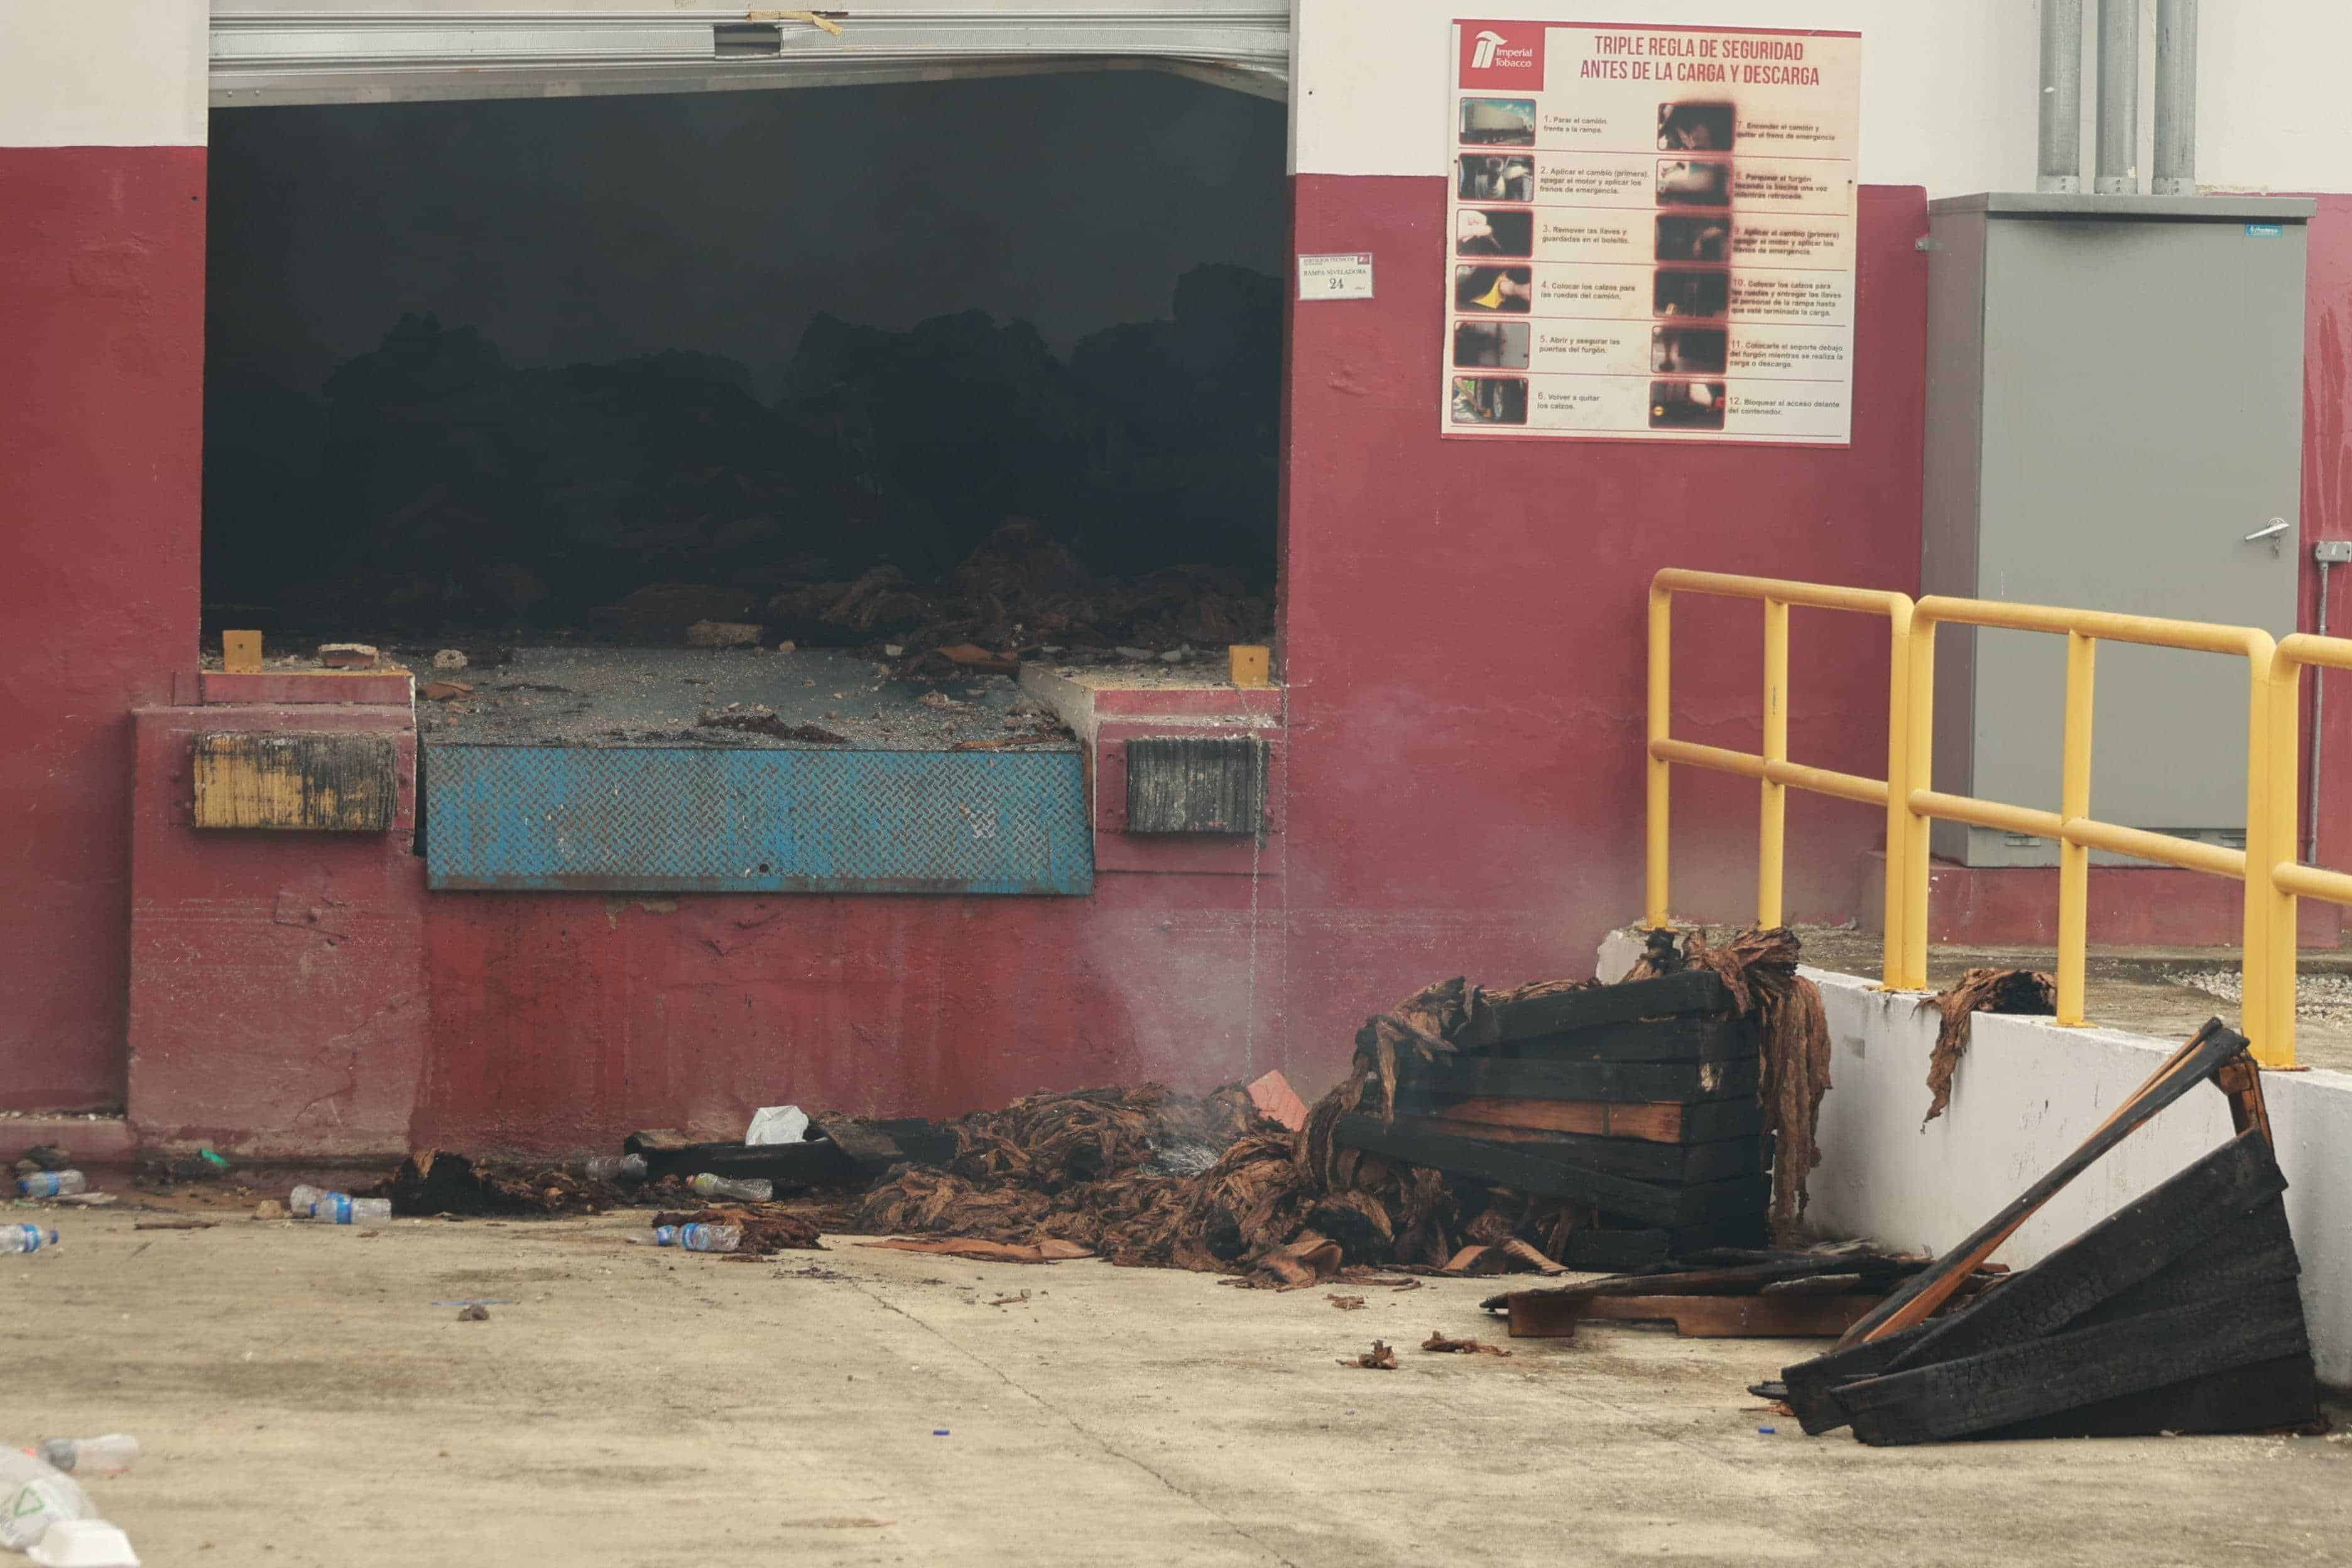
1297,252,1375,300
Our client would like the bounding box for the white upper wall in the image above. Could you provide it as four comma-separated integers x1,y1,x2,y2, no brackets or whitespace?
0,0,207,147
1295,0,2352,195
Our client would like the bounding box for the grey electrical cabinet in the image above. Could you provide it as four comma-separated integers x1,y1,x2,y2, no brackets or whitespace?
1920,192,2314,867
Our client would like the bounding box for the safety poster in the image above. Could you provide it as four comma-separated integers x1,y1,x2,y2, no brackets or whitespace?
1444,20,1861,444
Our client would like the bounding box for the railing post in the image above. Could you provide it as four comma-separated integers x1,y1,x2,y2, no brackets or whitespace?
1759,597,1788,927
2258,648,2296,1066
1880,604,1913,989
2055,631,2096,1026
1646,584,1673,930
1900,612,1936,989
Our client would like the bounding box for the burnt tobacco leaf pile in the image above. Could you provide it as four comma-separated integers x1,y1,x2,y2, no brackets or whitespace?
856,927,1834,1283
373,1150,623,1217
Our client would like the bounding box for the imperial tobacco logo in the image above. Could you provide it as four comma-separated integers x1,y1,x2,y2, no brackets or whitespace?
1462,23,1540,80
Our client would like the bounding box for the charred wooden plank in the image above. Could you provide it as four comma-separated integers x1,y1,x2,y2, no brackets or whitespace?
636,1138,856,1188
870,1117,960,1167
808,1113,906,1177
1333,1113,1767,1226
1782,1323,1936,1435
1836,1280,2311,1446
2214,1055,2275,1145
1969,1353,2319,1440
1562,1217,1770,1271
1885,1131,2289,1373
1841,1018,2251,1345
1511,1255,1930,1305
1402,1094,1764,1145
2074,1200,2300,1323
1508,1292,1881,1339
1489,1015,1755,1064
1488,969,1733,1042
1386,1116,1763,1183
1402,1054,1760,1106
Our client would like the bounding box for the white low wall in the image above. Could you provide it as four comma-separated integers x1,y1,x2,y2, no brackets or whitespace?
1593,932,2352,1385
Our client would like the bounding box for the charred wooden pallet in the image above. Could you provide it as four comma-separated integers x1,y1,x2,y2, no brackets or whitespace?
1487,1014,1758,1064
1484,968,1733,1040
1402,1054,1760,1105
1367,1114,1765,1183
1344,963,1773,1255
1337,1113,1768,1226
1488,1248,1983,1340
1782,1021,2319,1445
1398,1094,1763,1146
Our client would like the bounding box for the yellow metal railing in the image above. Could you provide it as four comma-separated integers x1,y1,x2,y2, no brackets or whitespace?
1899,599,2277,1055
2261,634,2352,1067
1646,569,1915,989
1643,570,2352,1069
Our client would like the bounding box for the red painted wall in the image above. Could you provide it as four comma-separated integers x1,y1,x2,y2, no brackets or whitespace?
0,146,205,1111
1277,175,1929,1056
126,704,429,1155
83,165,2352,1153
415,871,1286,1152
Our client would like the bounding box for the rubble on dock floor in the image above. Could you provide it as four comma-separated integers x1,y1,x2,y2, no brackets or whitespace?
852,928,1824,1285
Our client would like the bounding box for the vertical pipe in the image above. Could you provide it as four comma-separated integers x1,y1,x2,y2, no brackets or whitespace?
2152,0,2198,195
1758,599,1788,928
1646,585,1673,930
2094,0,2139,195
1880,606,1913,989
1901,614,1937,989
2263,651,2300,1067
2055,632,2096,1025
2038,0,2085,193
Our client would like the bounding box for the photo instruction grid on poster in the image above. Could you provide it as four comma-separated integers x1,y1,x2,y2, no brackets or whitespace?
1444,19,1860,444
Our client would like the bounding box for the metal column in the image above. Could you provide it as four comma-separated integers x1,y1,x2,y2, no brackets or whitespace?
2038,0,2084,194
2095,0,2139,195
2152,0,2199,196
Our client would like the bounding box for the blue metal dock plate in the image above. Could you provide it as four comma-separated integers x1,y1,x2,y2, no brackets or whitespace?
425,744,1094,895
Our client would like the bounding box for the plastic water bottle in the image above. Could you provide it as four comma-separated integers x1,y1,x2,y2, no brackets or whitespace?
652,1222,742,1253
689,1173,772,1202
582,1154,647,1184
313,1194,391,1226
288,1183,324,1217
1,1226,58,1255
0,1452,89,1550
35,1436,138,1478
16,1171,87,1199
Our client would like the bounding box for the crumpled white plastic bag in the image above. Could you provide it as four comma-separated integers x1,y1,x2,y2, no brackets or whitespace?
744,1105,808,1146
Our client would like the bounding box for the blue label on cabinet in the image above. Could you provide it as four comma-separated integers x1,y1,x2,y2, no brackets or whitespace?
2246,223,2285,238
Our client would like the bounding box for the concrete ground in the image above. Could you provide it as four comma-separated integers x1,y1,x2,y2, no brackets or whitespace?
1797,925,2352,1072
9,1204,2350,1567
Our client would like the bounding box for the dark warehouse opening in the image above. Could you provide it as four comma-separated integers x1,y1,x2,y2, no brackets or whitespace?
200,73,1288,693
